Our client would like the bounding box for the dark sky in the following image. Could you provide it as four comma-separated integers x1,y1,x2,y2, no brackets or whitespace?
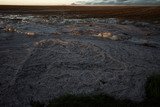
76,0,160,5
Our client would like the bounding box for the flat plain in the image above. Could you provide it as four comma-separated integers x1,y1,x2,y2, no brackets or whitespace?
0,5,160,19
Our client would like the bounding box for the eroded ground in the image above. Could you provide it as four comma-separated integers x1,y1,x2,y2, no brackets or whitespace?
0,14,160,106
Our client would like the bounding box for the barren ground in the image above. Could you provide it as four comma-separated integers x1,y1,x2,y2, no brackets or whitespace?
0,6,160,106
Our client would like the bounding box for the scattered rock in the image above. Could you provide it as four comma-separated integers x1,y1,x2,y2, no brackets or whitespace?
109,35,120,41
35,39,69,47
52,32,61,36
121,20,134,25
0,14,160,107
96,32,129,41
25,32,35,37
106,18,119,24
97,32,112,38
4,26,16,32
135,22,150,27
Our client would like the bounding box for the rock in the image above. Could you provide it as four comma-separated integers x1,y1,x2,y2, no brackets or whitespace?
106,18,119,24
129,38,148,44
4,26,16,32
97,32,125,41
135,22,150,27
52,32,61,36
97,32,113,38
25,32,35,37
109,35,119,41
121,20,134,25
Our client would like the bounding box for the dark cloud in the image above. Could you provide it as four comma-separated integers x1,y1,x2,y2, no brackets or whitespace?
76,0,160,5
117,0,128,2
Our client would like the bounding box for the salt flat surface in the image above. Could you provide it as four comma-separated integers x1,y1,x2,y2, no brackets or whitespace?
0,14,160,106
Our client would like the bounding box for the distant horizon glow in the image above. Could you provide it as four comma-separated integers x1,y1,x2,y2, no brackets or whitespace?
0,0,81,5
0,0,159,5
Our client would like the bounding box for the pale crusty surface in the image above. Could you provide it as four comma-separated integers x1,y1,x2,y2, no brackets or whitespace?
0,14,160,106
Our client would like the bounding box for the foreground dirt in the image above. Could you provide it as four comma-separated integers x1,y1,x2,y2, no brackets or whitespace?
0,14,160,106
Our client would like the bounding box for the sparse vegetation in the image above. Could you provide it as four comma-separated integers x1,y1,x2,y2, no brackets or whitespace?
145,74,160,103
31,94,138,107
31,74,160,107
30,100,45,107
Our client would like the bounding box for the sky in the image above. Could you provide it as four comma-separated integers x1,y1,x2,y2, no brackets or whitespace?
0,0,160,5
0,0,78,5
77,0,160,5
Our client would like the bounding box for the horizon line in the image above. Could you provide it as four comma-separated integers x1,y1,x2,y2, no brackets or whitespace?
0,4,160,6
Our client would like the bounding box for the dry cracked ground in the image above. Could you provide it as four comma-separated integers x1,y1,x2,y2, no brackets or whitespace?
0,14,160,106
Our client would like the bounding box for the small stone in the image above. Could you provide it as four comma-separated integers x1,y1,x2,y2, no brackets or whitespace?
25,32,35,37
4,26,15,32
110,35,119,41
97,32,112,38
97,32,122,41
52,32,61,35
